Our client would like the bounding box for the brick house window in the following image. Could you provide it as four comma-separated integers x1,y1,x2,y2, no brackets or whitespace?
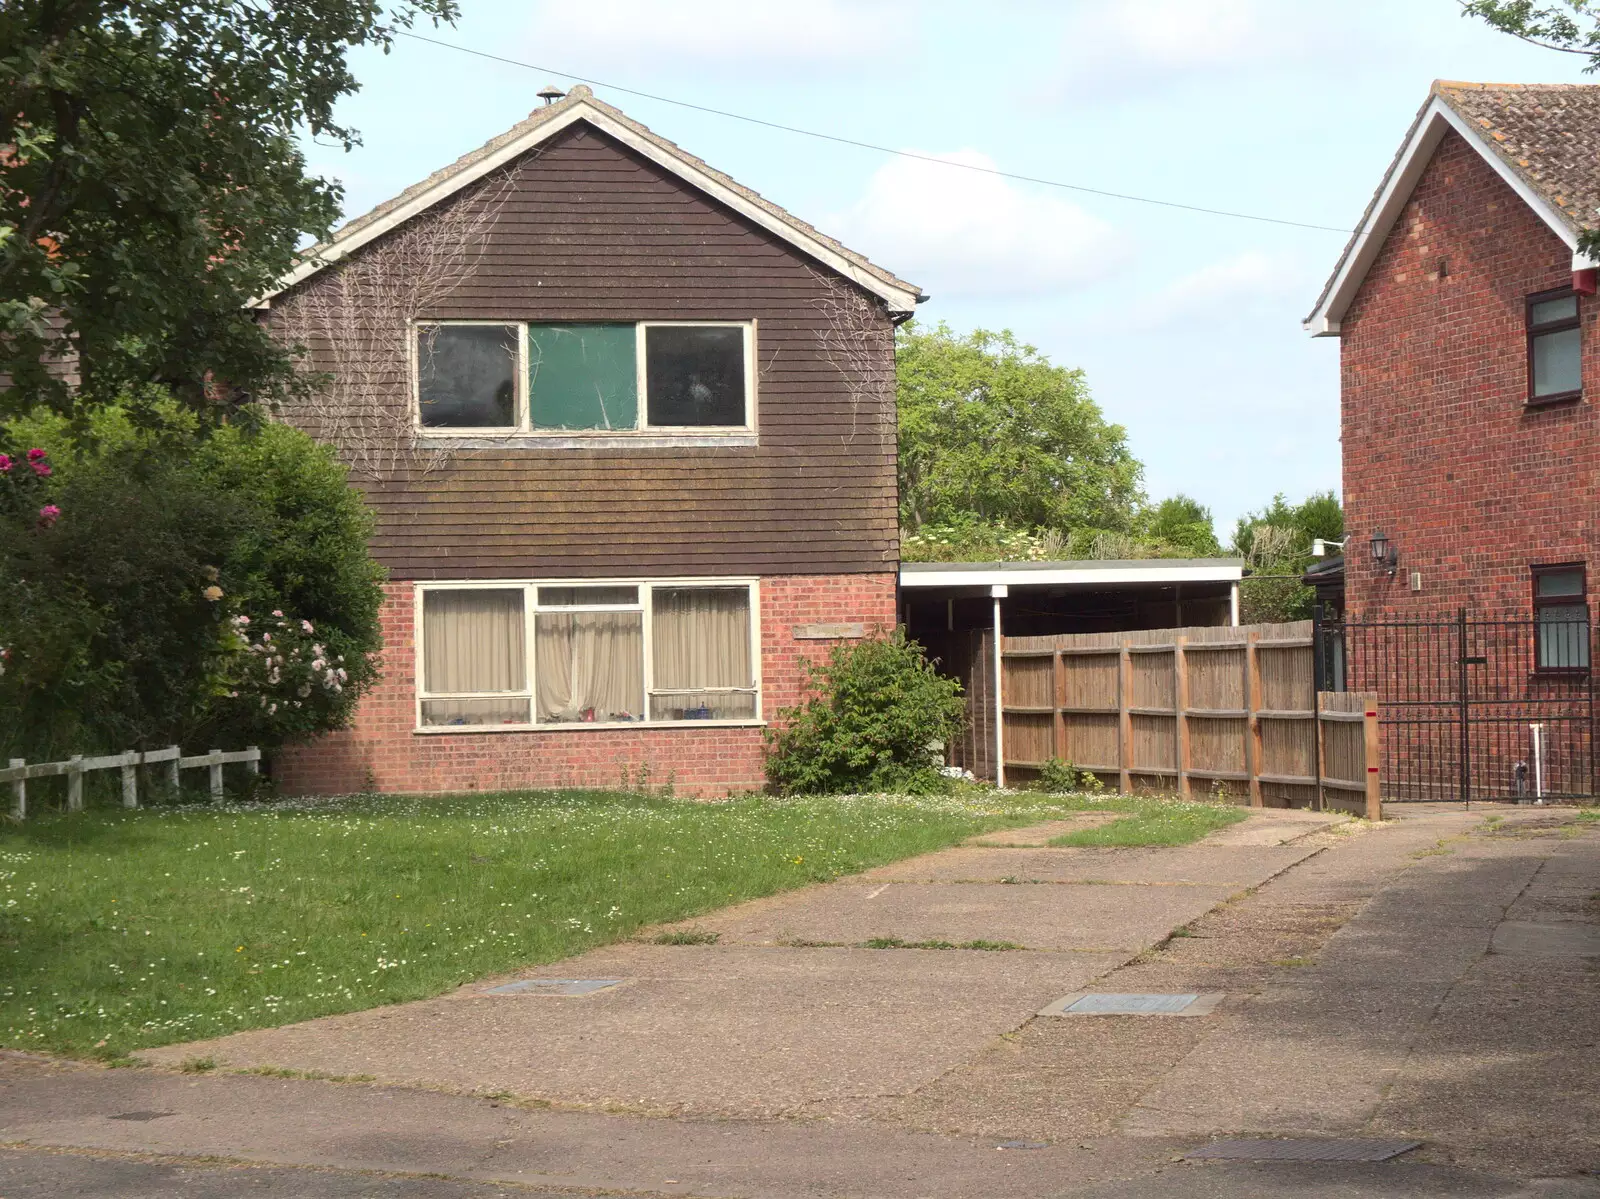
1527,289,1582,405
416,580,759,729
1532,565,1589,672
415,321,755,435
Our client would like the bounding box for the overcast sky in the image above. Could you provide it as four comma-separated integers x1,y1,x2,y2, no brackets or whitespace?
301,1,1589,538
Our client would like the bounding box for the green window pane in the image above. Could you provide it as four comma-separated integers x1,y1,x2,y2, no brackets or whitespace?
528,324,638,430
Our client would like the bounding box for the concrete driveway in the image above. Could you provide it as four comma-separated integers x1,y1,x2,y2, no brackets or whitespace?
4,802,1598,1197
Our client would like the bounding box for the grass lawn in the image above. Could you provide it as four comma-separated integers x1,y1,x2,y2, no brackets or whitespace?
1047,796,1250,848
0,787,1114,1060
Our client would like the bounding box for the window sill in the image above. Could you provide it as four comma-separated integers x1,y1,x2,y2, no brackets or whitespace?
416,432,758,450
1524,391,1583,410
414,719,766,735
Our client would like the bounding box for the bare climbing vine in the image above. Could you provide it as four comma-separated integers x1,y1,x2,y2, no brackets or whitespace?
271,167,518,482
806,267,894,447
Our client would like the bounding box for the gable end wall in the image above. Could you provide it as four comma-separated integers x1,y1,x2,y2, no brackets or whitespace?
272,121,899,581
1340,128,1598,619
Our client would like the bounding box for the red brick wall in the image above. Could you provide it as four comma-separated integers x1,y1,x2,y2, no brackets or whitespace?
1340,129,1598,620
272,573,897,797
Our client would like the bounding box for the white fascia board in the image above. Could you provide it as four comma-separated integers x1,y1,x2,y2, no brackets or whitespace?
257,103,920,313
899,565,1244,589
1305,96,1579,337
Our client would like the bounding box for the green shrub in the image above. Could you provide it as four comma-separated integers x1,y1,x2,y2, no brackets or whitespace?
0,400,383,759
764,630,965,795
1035,757,1105,794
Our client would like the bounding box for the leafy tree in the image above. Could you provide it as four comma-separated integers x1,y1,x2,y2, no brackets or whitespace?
1462,1,1600,258
1141,494,1222,557
0,399,383,760
765,631,966,795
0,0,456,420
896,322,1145,536
1230,490,1344,623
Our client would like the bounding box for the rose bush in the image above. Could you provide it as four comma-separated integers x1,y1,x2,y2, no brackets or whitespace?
0,397,383,763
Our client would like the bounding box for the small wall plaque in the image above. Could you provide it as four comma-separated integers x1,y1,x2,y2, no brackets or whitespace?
793,622,867,640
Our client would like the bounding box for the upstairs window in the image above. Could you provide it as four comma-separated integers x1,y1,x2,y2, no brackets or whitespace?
415,321,754,434
417,324,519,429
1527,290,1582,404
1533,565,1589,672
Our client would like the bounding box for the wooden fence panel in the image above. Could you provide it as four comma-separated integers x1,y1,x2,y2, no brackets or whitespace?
999,621,1381,816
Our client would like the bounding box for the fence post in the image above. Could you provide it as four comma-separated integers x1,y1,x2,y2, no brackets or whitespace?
1245,631,1263,808
1315,692,1327,813
209,750,224,801
1053,650,1067,766
1173,636,1192,800
9,759,24,821
1363,697,1382,821
121,754,138,808
245,747,261,776
67,755,83,812
1118,639,1134,795
166,746,181,794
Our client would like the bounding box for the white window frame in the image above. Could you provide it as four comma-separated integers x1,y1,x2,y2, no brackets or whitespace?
411,320,526,435
411,320,757,440
413,577,762,734
636,321,756,433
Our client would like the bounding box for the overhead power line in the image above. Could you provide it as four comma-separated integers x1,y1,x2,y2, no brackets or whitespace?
393,30,1353,236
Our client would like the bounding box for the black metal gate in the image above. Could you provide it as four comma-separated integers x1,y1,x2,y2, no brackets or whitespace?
1316,608,1596,803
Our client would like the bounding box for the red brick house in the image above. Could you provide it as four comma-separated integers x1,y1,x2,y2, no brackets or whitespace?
1308,80,1598,627
1306,81,1600,799
257,86,921,796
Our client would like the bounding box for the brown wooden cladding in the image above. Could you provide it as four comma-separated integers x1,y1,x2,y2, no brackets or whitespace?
272,121,901,580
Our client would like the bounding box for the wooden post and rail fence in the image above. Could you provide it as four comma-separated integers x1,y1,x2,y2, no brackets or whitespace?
2,746,261,820
993,620,1381,819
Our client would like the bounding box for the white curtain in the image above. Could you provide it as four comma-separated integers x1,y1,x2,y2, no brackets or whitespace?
421,590,528,725
650,587,754,720
536,612,644,723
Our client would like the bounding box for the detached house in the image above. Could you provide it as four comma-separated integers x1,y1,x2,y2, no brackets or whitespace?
259,86,921,796
1307,81,1599,627
1307,81,1600,800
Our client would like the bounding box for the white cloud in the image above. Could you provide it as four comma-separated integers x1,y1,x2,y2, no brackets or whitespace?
831,149,1130,298
1050,0,1342,97
1134,250,1313,330
522,0,916,73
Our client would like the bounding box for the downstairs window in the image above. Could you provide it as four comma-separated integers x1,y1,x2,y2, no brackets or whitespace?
417,580,758,728
1533,565,1589,672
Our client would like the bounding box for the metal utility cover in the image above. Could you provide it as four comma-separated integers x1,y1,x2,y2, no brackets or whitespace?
1187,1138,1421,1162
481,978,623,996
1038,992,1224,1017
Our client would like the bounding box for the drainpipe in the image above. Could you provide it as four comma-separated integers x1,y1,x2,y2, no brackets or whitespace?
992,584,1007,789
1230,581,1240,627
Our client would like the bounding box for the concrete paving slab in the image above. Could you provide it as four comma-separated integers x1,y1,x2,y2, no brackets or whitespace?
1122,836,1552,1138
854,843,1322,887
139,944,1127,1117
1,1057,1184,1199
965,815,1121,846
1491,920,1600,956
675,879,1228,951
1202,810,1346,846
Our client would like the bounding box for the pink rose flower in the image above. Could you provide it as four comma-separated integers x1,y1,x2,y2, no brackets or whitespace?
37,504,60,528
25,449,46,462
0,454,12,473
31,462,51,477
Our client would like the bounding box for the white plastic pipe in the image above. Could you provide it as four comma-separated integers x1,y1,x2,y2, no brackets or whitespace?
992,584,1007,790
1531,723,1545,803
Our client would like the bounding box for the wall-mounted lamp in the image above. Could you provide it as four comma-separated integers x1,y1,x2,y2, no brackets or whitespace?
1369,528,1398,577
